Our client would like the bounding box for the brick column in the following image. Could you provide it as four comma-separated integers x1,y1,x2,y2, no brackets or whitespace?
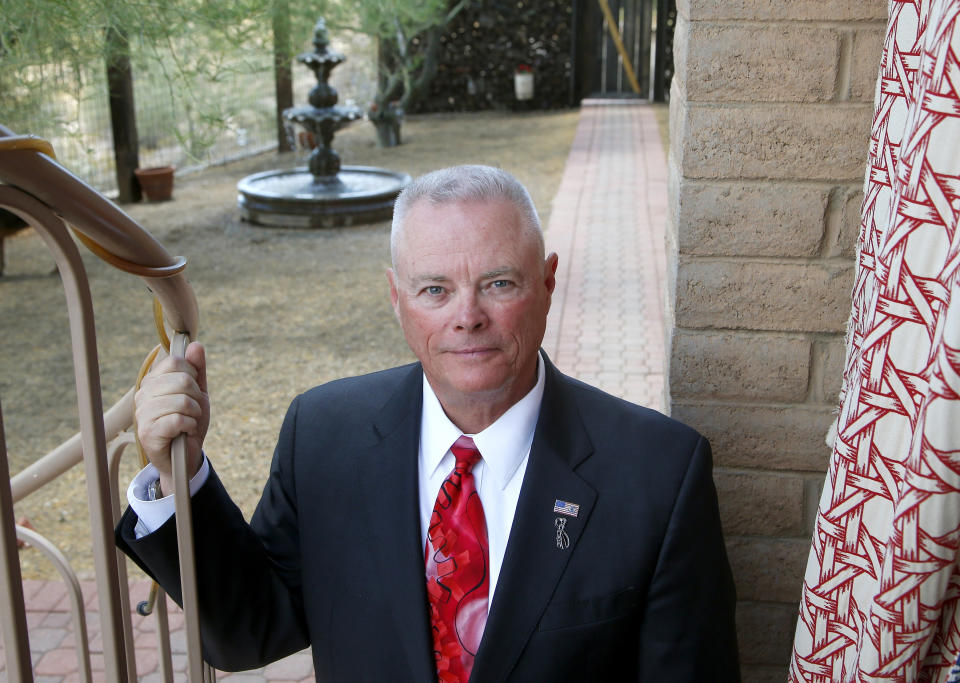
666,1,886,679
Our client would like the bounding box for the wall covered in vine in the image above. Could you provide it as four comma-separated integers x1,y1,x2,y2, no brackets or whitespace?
414,0,574,112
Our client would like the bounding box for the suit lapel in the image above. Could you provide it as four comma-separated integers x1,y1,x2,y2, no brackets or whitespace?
356,364,435,682
471,359,597,682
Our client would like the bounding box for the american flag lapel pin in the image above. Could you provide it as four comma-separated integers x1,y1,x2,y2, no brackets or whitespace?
553,499,580,517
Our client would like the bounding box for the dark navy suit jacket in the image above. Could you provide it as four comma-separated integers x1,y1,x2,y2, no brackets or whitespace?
117,356,740,681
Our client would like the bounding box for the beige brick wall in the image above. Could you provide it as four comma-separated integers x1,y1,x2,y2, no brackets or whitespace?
666,3,887,680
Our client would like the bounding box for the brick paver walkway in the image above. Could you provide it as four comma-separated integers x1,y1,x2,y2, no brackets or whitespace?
543,99,667,411
1,100,667,681
6,579,314,681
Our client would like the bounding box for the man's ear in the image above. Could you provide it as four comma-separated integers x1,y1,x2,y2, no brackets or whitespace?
544,252,559,295
386,268,400,316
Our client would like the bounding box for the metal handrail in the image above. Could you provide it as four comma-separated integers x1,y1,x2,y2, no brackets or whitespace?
0,126,207,680
14,524,95,683
5,428,182,682
10,389,135,502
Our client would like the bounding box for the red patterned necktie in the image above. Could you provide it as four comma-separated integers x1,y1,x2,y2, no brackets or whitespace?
425,435,490,683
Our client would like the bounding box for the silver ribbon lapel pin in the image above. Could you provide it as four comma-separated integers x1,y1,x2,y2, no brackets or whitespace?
555,517,570,549
552,499,579,549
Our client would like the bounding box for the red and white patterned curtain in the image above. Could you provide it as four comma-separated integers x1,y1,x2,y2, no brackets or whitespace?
791,1,960,681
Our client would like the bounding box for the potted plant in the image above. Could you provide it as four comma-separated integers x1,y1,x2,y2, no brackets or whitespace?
134,166,175,202
368,101,403,147
321,0,467,147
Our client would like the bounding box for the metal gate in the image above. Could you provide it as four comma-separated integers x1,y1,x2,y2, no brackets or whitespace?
573,0,676,101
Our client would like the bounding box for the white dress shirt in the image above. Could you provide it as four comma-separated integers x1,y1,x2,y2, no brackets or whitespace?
128,457,211,539
128,354,546,602
418,353,544,602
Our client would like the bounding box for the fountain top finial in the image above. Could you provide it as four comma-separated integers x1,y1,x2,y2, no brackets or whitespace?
312,18,330,51
298,16,345,73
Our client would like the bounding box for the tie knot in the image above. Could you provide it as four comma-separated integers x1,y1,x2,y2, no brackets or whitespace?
450,435,481,470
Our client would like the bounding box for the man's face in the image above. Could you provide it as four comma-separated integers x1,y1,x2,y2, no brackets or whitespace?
388,198,558,416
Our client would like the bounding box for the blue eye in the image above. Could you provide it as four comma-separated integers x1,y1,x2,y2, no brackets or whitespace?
492,280,510,288
425,285,444,295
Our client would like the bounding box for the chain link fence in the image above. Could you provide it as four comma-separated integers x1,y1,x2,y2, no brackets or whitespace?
2,31,375,197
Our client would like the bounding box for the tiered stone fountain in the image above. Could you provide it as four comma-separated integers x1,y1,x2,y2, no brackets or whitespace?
238,18,409,228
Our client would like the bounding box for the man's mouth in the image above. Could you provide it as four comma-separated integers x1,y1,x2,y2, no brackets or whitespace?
449,347,497,357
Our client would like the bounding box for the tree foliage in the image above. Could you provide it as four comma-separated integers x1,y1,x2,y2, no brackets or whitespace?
1,0,277,66
318,0,469,128
0,0,282,156
0,0,467,155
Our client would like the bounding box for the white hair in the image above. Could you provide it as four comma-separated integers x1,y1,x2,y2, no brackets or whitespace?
390,165,543,268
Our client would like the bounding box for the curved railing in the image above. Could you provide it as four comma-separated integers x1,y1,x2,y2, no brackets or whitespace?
0,125,210,681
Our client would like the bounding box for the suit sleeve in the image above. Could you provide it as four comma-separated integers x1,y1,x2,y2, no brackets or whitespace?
637,436,741,682
115,396,310,671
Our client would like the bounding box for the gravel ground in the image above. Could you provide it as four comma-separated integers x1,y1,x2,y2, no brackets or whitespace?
0,109,580,578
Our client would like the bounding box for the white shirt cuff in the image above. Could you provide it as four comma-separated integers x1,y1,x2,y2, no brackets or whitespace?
127,456,211,539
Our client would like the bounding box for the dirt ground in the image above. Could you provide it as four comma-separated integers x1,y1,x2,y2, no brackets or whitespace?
0,109,581,579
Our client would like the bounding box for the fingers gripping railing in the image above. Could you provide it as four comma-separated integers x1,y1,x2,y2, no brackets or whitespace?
0,126,209,680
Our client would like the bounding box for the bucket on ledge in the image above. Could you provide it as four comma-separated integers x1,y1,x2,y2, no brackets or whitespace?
134,166,175,202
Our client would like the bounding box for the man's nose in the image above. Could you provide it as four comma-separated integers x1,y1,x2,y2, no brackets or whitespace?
453,292,487,330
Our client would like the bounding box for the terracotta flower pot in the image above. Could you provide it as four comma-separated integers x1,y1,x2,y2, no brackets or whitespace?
135,166,175,202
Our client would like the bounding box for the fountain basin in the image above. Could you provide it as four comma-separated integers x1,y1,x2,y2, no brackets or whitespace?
238,165,410,228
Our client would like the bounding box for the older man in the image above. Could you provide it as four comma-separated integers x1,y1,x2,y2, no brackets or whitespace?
118,165,740,681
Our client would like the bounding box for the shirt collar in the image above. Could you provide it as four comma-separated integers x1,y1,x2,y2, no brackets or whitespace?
420,353,546,490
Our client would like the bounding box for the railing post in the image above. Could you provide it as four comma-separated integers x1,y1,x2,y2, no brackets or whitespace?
108,434,140,680
0,187,130,682
169,332,207,680
0,404,33,682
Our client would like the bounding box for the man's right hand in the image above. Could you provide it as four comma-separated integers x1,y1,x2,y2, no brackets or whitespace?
135,341,209,497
